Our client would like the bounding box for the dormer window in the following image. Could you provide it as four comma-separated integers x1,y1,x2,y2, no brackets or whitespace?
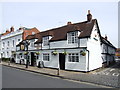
43,36,49,46
67,31,78,44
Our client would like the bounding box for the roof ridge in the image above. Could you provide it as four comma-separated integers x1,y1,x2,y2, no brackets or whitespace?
40,19,97,33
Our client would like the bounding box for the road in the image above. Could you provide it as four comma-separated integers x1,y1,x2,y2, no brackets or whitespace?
2,65,110,88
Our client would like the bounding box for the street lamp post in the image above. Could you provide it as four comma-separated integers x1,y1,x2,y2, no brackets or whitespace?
57,62,60,76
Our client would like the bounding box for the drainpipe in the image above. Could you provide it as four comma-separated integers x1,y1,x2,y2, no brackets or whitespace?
86,50,90,72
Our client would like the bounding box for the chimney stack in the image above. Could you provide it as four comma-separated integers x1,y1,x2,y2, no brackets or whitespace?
19,26,23,30
6,29,9,33
10,26,14,32
67,22,72,25
87,10,92,22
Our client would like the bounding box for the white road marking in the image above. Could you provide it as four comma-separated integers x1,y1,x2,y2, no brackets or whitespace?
101,72,106,75
104,72,109,75
112,73,119,76
109,69,115,72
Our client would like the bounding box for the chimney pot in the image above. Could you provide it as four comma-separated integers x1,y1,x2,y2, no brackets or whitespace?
88,10,91,14
67,22,72,25
6,30,9,33
105,35,108,40
19,26,23,30
10,26,14,32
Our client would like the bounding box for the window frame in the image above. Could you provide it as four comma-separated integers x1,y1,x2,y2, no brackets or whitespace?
42,36,49,46
30,39,35,47
43,53,50,61
68,53,79,62
67,31,78,44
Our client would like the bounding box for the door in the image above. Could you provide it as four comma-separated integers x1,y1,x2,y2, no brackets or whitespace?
59,53,65,70
31,52,35,66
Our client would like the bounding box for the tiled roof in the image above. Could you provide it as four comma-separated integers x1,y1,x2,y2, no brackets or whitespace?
26,32,40,40
18,19,116,50
101,37,116,49
2,30,11,36
33,19,96,44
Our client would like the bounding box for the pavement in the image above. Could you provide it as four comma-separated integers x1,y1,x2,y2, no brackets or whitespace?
92,62,120,77
1,61,120,88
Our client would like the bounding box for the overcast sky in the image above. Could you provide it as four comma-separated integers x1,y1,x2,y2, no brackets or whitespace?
0,1,118,48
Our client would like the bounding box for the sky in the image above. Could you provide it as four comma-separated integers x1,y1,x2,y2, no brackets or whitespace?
118,1,120,48
0,1,119,48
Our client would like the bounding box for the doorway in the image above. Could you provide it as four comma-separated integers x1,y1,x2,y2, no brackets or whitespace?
59,53,65,70
31,52,36,66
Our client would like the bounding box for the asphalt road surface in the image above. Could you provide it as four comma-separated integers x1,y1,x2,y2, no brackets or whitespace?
2,65,110,88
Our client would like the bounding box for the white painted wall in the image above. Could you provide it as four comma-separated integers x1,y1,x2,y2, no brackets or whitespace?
79,38,87,47
65,49,87,71
36,50,59,69
101,42,116,64
15,51,26,64
1,30,23,58
36,49,87,71
101,44,108,53
87,23,102,71
47,38,87,49
50,40,78,49
28,39,39,50
1,34,22,58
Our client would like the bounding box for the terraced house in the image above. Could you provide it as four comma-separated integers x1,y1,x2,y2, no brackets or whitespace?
0,26,40,61
15,10,116,72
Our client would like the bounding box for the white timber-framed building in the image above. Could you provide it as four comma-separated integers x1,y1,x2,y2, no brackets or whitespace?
15,10,116,72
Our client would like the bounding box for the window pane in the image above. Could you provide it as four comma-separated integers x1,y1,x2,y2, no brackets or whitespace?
43,53,49,61
43,36,49,46
76,56,79,62
71,32,74,36
68,32,78,44
68,56,71,62
68,53,79,62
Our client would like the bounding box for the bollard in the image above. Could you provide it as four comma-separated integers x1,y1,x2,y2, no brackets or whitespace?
26,60,29,68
